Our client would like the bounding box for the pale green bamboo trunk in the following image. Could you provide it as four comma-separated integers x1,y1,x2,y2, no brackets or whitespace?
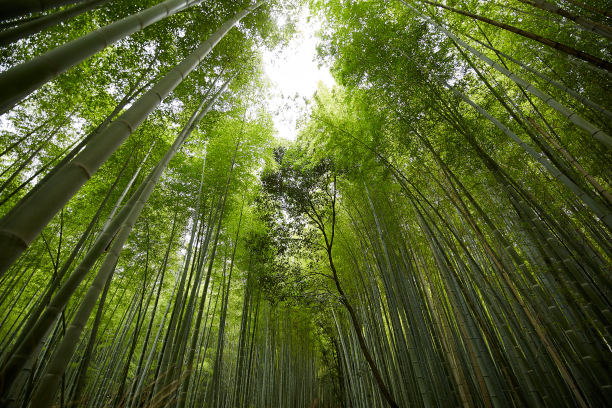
0,0,204,114
0,81,230,403
0,0,108,47
0,2,262,276
0,0,85,21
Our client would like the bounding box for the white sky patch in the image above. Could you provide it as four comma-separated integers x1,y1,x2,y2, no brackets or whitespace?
263,9,335,141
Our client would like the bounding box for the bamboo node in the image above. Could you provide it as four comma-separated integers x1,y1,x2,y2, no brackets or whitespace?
153,90,165,102
72,161,93,179
116,119,134,133
0,229,28,249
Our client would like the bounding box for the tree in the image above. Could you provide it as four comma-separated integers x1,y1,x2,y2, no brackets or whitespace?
261,149,400,408
1,0,611,406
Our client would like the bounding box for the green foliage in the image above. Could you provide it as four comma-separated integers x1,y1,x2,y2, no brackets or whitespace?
0,0,611,407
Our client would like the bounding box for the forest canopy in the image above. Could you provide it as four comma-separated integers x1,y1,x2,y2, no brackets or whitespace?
0,0,610,407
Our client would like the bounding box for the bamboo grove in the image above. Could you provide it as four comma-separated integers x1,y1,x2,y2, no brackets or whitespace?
0,0,610,407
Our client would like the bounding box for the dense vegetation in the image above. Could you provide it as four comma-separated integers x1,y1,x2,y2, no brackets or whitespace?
0,0,610,407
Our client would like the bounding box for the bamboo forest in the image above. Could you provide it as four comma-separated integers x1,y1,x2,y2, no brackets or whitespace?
0,0,611,407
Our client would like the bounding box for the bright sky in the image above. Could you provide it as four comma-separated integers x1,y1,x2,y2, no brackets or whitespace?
262,9,335,141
